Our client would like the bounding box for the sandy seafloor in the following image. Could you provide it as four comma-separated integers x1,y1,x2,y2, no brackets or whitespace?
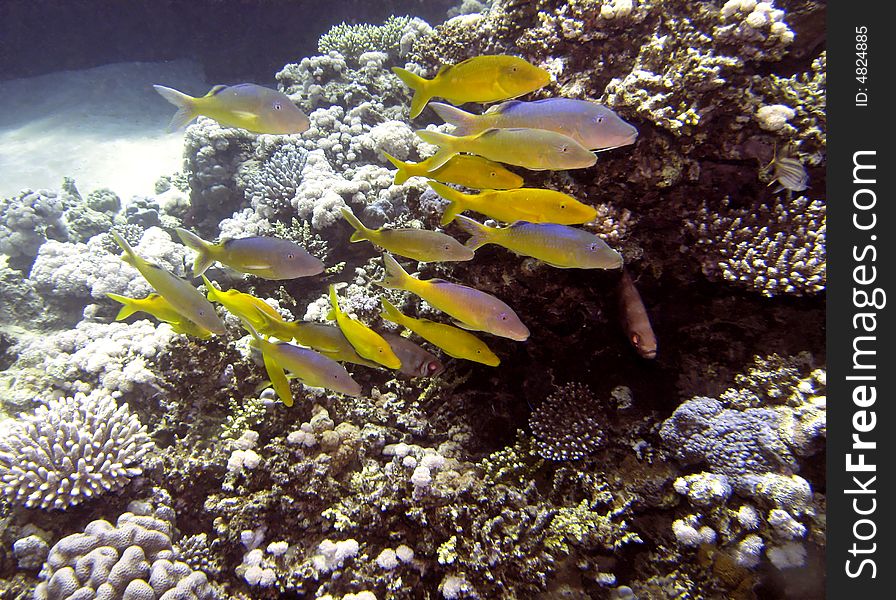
0,60,206,200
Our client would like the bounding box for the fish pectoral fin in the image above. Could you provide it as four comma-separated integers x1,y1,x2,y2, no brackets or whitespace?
451,320,481,332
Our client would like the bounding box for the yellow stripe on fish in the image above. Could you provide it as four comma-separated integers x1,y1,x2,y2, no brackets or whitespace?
328,285,402,369
381,299,500,367
391,55,550,119
110,231,226,334
376,254,529,341
454,216,623,270
176,228,324,280
415,128,596,171
341,208,473,263
427,181,597,226
105,292,214,339
153,83,310,135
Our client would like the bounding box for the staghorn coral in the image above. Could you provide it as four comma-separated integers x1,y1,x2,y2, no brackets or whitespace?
686,194,825,297
0,391,153,510
318,16,432,64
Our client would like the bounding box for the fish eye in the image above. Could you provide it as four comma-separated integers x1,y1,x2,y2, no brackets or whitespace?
560,145,568,152
444,244,451,250
632,334,641,346
596,116,604,123
500,313,508,321
274,102,282,110
560,203,566,209
427,362,440,373
490,171,496,177
287,253,295,259
589,243,598,251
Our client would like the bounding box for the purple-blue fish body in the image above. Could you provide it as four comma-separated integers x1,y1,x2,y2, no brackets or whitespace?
431,98,638,151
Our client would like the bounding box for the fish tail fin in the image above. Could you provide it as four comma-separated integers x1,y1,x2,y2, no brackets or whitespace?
340,208,372,243
105,293,138,320
175,227,215,277
391,67,432,119
427,181,467,225
153,85,198,131
109,230,139,267
453,215,491,250
383,152,411,185
380,298,407,326
414,130,458,171
429,102,477,136
377,254,411,290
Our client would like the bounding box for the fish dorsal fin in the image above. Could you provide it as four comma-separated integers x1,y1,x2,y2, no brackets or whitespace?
206,85,228,97
436,64,453,77
485,100,521,114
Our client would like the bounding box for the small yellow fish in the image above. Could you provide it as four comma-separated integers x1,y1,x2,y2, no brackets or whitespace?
381,299,500,366
246,307,381,369
415,128,596,171
427,181,597,226
105,293,213,339
328,285,402,369
377,254,529,341
455,216,623,270
383,152,523,189
202,275,282,330
111,231,226,334
176,228,324,280
242,322,362,406
391,55,550,119
341,208,473,263
153,83,310,134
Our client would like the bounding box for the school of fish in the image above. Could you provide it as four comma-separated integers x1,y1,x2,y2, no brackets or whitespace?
127,55,655,407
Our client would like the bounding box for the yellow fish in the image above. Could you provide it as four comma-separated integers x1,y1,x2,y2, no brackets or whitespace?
201,276,283,330
247,307,381,369
242,322,362,406
455,216,624,270
415,128,596,171
391,55,550,119
105,293,213,339
341,208,473,263
176,228,324,280
111,231,226,334
153,83,310,134
427,181,597,226
383,152,523,189
376,254,529,341
328,285,402,369
381,299,500,367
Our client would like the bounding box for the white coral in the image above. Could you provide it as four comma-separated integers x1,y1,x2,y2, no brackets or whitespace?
0,391,154,510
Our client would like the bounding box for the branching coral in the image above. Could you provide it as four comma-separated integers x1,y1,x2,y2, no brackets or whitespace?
0,391,153,510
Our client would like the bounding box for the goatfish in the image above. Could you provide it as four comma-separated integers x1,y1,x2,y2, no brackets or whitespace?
618,270,657,359
105,293,214,339
381,333,446,377
110,231,226,334
245,306,380,369
415,128,596,171
430,98,638,151
153,83,310,134
427,181,597,226
341,208,473,263
202,275,284,331
383,152,523,189
391,55,551,119
381,299,500,366
377,254,529,341
328,285,402,369
455,216,623,270
176,228,324,280
242,322,362,405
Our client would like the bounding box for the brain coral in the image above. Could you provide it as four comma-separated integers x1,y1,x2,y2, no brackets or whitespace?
0,391,154,510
